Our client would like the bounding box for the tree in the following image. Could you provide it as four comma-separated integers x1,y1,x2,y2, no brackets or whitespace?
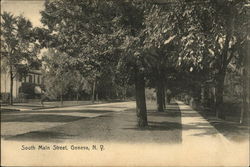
40,0,123,99
42,49,73,105
1,12,40,105
242,40,250,124
238,31,250,124
177,0,249,118
69,71,91,102
142,2,181,112
40,0,151,127
210,0,249,118
42,50,92,103
115,0,158,126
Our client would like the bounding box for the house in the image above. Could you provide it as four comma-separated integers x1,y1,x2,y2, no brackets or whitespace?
1,69,43,102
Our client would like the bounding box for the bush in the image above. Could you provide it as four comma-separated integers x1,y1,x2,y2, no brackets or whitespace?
15,93,29,102
0,93,10,103
19,83,36,99
221,102,241,116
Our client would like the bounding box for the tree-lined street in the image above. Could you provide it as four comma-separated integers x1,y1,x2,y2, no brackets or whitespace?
2,0,249,127
1,0,249,166
1,100,249,166
1,101,248,143
1,99,249,166
1,101,135,139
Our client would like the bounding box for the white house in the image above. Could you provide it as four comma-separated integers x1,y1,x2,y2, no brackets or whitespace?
1,70,43,99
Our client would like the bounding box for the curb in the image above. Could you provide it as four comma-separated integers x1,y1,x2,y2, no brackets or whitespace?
0,108,20,112
0,101,109,112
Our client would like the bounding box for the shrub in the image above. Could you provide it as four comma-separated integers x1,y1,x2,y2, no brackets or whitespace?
19,83,36,99
0,93,10,103
15,93,29,102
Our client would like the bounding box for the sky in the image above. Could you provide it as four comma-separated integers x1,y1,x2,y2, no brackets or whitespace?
1,0,45,27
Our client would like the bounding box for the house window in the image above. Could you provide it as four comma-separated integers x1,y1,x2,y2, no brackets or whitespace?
37,76,40,84
29,75,33,83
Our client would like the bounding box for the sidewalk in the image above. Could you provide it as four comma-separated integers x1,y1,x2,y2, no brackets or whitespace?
176,100,231,144
176,100,249,166
1,100,249,166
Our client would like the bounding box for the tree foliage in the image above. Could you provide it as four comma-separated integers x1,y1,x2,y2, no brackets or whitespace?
39,0,249,124
1,12,40,104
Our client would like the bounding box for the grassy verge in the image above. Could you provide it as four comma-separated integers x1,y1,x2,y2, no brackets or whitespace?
190,102,249,142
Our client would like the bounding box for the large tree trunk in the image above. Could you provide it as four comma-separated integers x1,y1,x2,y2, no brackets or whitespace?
123,87,127,101
215,71,226,119
135,72,148,127
76,92,79,104
240,45,250,124
243,69,250,124
162,87,166,109
9,70,13,105
156,79,164,112
60,94,63,106
214,13,232,119
96,93,99,103
60,84,63,106
240,69,248,124
92,78,96,104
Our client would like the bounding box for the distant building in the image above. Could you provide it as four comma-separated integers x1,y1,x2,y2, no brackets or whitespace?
1,70,43,101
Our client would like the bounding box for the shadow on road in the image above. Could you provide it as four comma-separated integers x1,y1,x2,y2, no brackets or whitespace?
2,102,182,144
123,121,181,131
1,114,86,122
2,110,114,114
148,111,181,118
83,106,128,109
5,131,76,141
181,112,202,117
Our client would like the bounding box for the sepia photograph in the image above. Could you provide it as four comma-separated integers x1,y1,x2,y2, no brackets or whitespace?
1,0,249,166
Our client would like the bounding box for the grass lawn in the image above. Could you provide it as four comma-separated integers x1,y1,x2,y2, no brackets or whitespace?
2,101,182,144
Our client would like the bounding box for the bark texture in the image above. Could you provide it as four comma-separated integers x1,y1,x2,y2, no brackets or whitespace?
135,73,148,127
156,79,164,112
215,71,226,119
9,70,13,105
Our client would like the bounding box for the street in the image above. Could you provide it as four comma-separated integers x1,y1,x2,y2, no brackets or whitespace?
1,101,249,143
1,101,249,166
1,101,182,143
2,0,250,166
